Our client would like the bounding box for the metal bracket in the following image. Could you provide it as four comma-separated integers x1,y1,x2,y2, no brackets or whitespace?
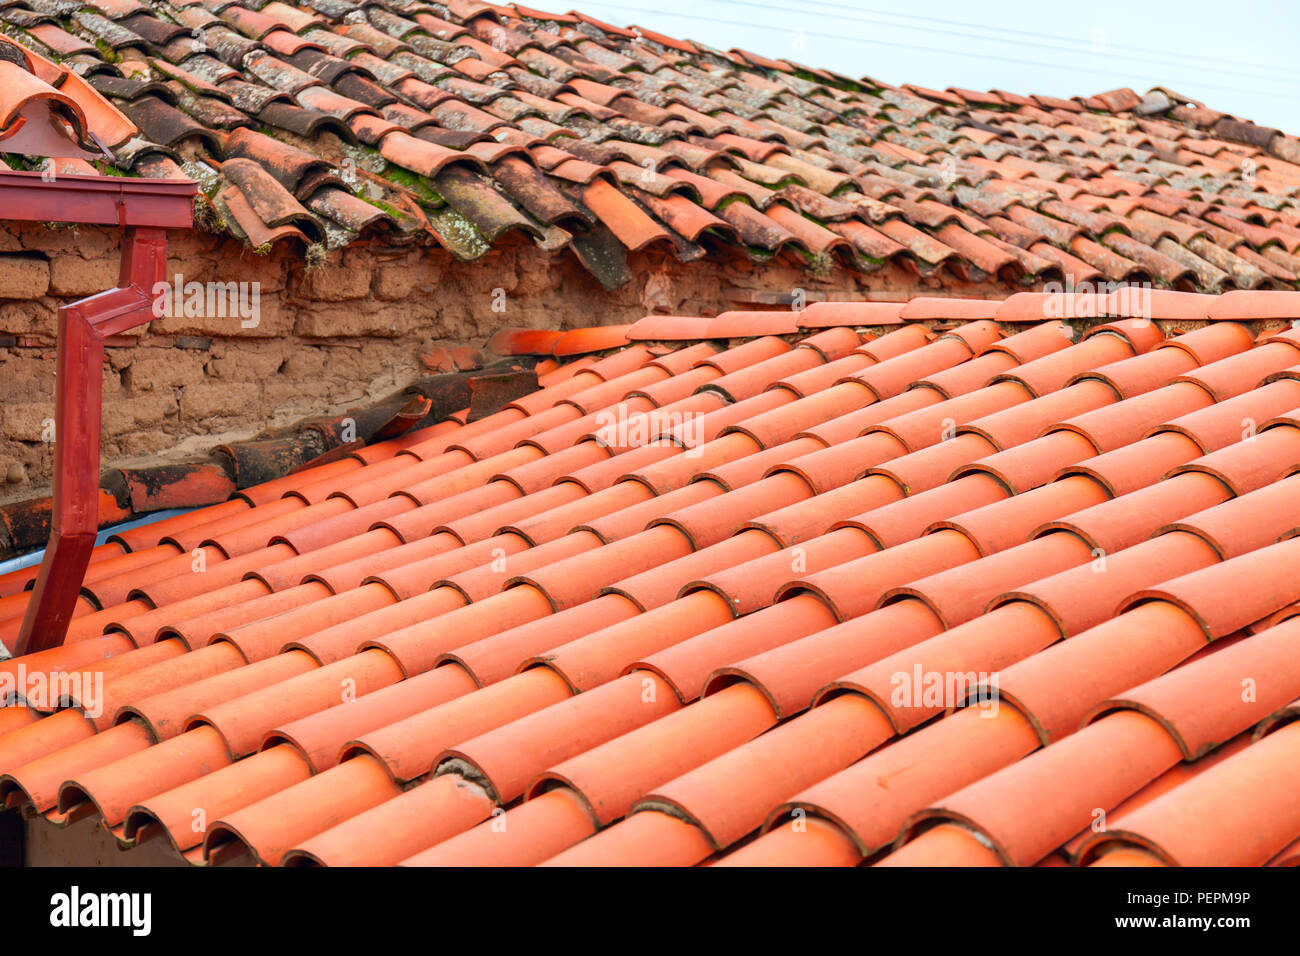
0,171,197,656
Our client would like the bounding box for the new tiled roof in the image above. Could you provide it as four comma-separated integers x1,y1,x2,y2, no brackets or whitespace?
3,289,1300,867
0,21,135,160
5,2,1300,290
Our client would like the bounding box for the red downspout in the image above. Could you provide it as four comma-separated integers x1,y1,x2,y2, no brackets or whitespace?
0,171,196,657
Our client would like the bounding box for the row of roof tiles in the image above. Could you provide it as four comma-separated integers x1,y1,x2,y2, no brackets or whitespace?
7,287,1285,562
3,2,1300,290
488,289,1300,353
2,290,1300,866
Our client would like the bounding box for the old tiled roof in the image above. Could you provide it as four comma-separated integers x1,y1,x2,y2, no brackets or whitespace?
4,290,1300,866
5,3,1300,290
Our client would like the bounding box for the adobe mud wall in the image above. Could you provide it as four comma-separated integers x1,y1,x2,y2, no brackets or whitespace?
0,221,1014,504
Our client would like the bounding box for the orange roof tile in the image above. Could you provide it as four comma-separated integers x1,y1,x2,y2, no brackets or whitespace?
2,5,1299,291
5,290,1300,868
0,37,134,159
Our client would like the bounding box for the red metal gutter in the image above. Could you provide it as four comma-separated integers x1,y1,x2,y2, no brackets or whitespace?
1,170,196,656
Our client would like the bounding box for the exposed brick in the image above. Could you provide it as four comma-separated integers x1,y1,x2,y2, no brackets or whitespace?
297,253,372,301
0,255,50,300
48,255,119,296
0,403,55,442
0,225,22,254
373,257,427,300
206,341,288,382
151,291,287,338
102,393,179,437
16,224,114,258
179,381,259,421
126,349,207,392
115,427,172,457
294,300,410,337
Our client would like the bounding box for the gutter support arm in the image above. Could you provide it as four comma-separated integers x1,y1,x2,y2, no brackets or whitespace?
14,227,168,657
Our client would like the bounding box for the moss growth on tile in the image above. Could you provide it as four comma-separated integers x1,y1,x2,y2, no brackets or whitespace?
383,164,444,206
92,37,120,62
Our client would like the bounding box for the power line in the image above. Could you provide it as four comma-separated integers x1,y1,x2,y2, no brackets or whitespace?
581,1,1289,104
736,0,1300,84
706,0,1298,95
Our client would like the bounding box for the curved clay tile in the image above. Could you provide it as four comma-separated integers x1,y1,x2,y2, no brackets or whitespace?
220,157,323,240
14,293,1300,872
118,94,224,152
763,204,853,257
0,62,92,155
580,178,672,252
1,42,135,153
876,219,958,268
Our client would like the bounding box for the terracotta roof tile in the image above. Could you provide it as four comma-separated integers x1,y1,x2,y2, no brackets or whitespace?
11,0,1300,873
5,5,1298,288
7,290,1300,867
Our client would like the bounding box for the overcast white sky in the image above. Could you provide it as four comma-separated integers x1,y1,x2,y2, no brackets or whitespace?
573,0,1300,133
